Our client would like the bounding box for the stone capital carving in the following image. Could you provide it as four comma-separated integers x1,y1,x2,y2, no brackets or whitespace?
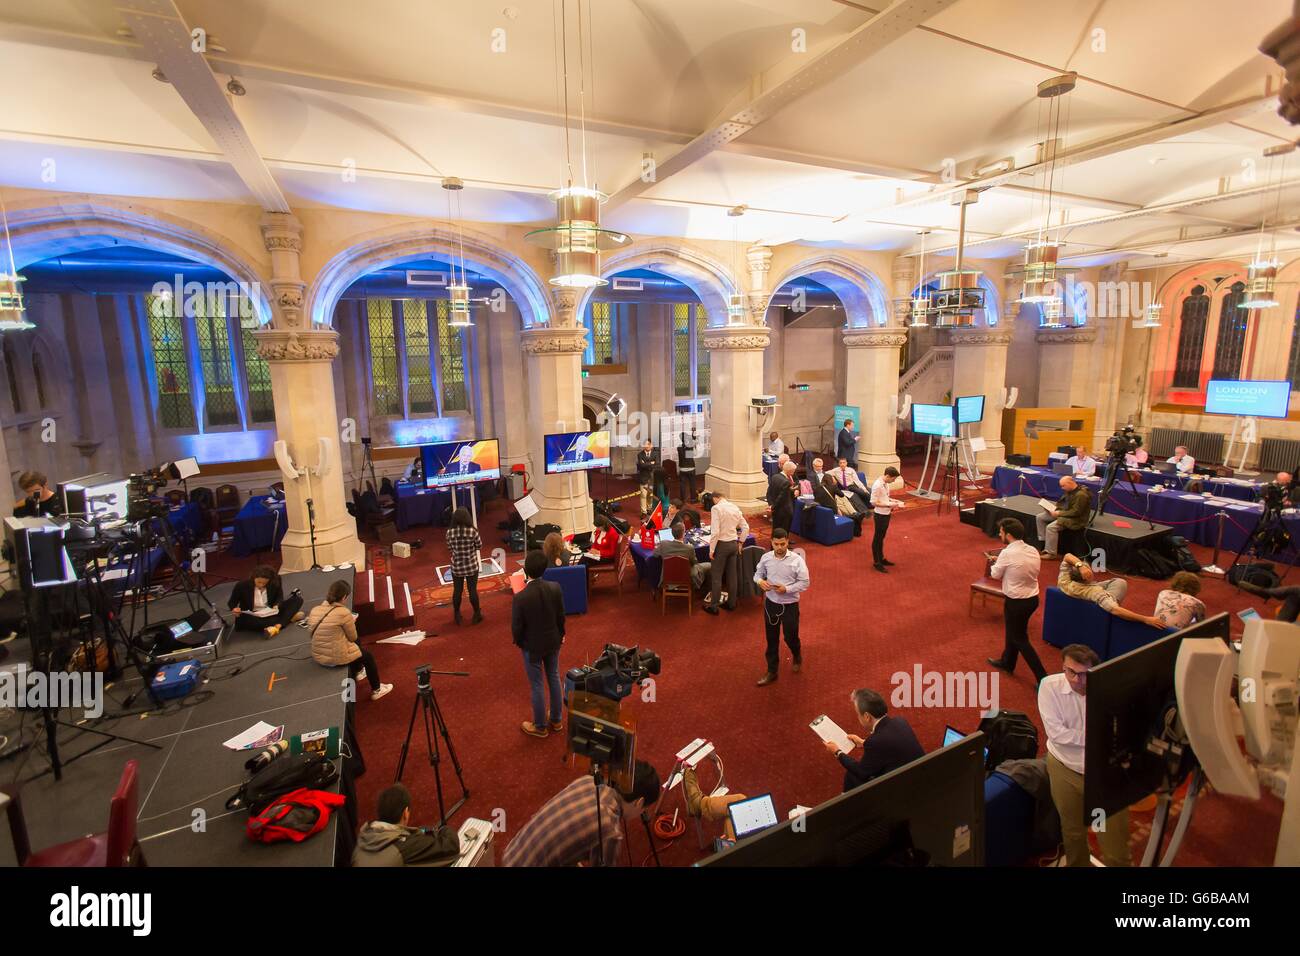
946,326,1014,347
521,324,588,355
260,212,303,253
700,325,771,352
254,328,340,362
746,244,772,278
1035,326,1098,345
842,327,908,349
548,286,580,327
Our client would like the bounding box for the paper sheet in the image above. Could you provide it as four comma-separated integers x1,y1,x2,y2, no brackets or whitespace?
377,631,427,646
246,605,279,618
1037,498,1056,513
810,714,852,755
223,721,284,751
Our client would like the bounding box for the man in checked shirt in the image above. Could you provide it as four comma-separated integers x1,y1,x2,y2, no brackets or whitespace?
502,761,661,867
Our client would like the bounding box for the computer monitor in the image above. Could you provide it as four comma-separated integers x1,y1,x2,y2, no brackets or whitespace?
726,794,780,840
1084,614,1230,819
942,725,964,748
910,403,956,438
955,394,985,425
701,731,986,866
544,429,612,475
420,439,502,488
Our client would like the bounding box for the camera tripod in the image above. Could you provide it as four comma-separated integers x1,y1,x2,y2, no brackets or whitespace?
936,438,963,516
395,666,470,826
1229,504,1296,579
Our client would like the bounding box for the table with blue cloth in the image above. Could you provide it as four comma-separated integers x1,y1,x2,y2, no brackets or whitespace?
998,463,1259,501
762,458,780,476
393,481,457,531
990,465,1299,563
230,496,288,557
161,501,204,544
629,531,757,587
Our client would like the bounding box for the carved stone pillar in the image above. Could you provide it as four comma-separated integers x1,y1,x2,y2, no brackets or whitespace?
702,325,770,514
843,327,909,474
948,326,1014,468
255,328,365,570
522,288,592,535
1036,325,1100,410
746,245,772,307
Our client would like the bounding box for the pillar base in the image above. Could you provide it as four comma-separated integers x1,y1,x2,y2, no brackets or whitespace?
279,520,367,572
856,451,901,476
704,465,768,515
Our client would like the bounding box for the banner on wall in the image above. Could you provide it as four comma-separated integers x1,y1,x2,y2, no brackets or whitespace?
834,404,860,434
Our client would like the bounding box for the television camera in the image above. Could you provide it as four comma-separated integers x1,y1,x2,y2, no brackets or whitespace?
1104,423,1142,461
565,643,661,703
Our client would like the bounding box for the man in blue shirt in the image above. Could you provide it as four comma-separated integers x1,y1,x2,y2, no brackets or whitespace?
754,529,810,686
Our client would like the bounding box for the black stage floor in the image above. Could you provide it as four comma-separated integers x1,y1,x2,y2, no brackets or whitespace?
0,568,355,866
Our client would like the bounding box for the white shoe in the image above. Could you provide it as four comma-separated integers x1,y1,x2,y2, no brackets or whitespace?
355,667,367,682
371,683,393,701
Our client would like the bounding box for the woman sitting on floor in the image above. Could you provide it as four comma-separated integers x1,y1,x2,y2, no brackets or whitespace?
228,564,305,638
308,579,392,701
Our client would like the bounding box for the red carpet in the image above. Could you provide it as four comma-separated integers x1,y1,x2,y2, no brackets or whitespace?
209,468,1285,866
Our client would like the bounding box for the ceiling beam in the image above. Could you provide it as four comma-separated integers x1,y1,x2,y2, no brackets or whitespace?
115,0,289,212
603,0,960,212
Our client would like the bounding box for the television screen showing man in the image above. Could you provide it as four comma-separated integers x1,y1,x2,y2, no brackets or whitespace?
422,439,502,488
544,430,612,474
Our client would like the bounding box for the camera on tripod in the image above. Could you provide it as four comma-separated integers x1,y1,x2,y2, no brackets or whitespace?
1260,474,1297,515
1104,424,1142,460
127,468,170,522
565,643,661,702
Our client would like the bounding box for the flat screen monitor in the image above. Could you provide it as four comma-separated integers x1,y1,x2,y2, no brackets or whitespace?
701,731,985,866
955,394,985,424
911,403,956,438
1204,379,1292,419
544,429,612,475
420,439,501,488
726,794,780,839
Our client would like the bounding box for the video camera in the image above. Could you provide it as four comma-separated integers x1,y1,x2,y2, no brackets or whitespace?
1104,424,1142,460
1260,473,1297,514
127,467,171,522
565,643,661,702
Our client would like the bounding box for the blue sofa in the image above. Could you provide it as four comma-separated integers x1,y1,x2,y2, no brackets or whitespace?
543,565,588,615
1042,586,1175,660
790,501,854,545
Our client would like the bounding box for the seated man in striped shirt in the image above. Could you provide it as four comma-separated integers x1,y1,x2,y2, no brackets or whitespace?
502,761,661,867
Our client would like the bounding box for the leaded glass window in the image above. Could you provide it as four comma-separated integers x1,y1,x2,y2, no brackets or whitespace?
240,315,275,423
435,299,468,413
31,350,46,409
672,303,691,397
695,304,710,396
195,294,239,427
403,299,435,414
1211,281,1248,382
367,298,401,416
146,293,195,429
1172,285,1210,389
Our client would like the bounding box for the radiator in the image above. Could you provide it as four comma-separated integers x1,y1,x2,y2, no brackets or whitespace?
1260,437,1300,473
1186,431,1223,465
1147,427,1184,459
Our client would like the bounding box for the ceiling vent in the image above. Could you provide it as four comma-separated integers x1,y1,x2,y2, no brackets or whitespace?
611,277,644,292
406,270,448,286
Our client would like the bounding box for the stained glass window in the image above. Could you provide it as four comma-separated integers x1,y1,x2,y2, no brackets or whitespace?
195,294,239,427
367,298,401,416
146,293,195,429
435,299,468,413
240,315,275,423
1210,282,1248,382
1288,302,1300,390
584,301,621,365
695,304,710,396
672,303,691,397
1171,285,1210,389
403,299,435,414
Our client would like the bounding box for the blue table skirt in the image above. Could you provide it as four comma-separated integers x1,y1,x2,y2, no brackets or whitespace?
991,466,1299,560
394,482,457,531
231,497,289,557
162,501,203,543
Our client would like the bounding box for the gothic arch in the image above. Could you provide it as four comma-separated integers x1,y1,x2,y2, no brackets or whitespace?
578,240,738,325
306,222,552,329
767,254,891,328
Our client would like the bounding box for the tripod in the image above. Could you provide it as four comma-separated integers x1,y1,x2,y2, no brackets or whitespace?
395,667,470,826
1229,505,1295,577
936,438,963,516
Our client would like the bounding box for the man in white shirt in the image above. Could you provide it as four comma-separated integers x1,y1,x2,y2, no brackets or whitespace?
869,466,905,572
1064,446,1097,478
1167,445,1195,475
1038,645,1131,867
705,490,749,615
767,432,784,457
833,456,871,512
984,518,1047,684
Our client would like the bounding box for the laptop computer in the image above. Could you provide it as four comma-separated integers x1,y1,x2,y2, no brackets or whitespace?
655,527,676,544
726,793,780,840
943,724,990,760
1152,461,1178,475
1051,461,1074,476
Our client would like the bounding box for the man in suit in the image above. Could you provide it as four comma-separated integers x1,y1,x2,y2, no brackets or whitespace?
442,443,482,478
558,433,595,465
512,550,567,739
836,418,858,467
636,440,658,515
824,688,924,792
228,564,304,638
767,460,796,534
677,431,698,503
654,521,709,590
666,498,700,530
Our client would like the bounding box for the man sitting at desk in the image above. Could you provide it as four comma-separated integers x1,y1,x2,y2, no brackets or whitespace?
1064,446,1097,478
1057,554,1165,629
653,521,709,590
1167,445,1195,475
1123,447,1149,468
1035,476,1091,558
767,431,784,457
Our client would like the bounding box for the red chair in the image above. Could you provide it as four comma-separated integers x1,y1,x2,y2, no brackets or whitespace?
3,759,146,867
660,554,693,615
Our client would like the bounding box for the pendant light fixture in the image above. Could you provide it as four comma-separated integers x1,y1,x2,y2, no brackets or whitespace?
904,230,932,327
0,188,31,332
525,0,629,290
727,205,748,325
1014,72,1078,328
1241,141,1293,311
441,177,474,328
931,191,985,326
1137,259,1168,329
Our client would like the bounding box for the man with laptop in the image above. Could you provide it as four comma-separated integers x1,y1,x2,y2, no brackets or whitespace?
1166,445,1196,475
822,688,924,792
1063,446,1097,478
653,521,709,590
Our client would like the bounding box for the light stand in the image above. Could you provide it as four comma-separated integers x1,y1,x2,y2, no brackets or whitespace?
305,497,321,570
395,665,470,826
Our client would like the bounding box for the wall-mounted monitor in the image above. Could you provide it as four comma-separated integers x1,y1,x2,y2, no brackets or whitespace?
1204,379,1292,419
955,394,985,424
420,439,501,488
911,403,956,438
544,429,612,474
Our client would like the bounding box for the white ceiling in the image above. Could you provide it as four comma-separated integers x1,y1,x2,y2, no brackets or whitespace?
0,0,1296,269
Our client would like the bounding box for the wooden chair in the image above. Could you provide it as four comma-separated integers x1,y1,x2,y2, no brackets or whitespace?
970,554,1007,617
213,483,242,543
587,533,625,595
164,488,186,506
3,760,145,867
660,554,693,615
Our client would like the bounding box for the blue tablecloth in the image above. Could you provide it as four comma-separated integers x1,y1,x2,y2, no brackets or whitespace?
394,482,456,531
630,533,757,586
991,466,1299,560
762,458,780,476
231,496,288,557
1009,463,1259,501
163,501,204,543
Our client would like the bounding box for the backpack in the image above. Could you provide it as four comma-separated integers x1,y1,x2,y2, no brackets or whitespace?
1228,562,1280,590
1167,536,1201,574
977,709,1039,772
1132,547,1179,579
246,788,346,844
226,752,339,813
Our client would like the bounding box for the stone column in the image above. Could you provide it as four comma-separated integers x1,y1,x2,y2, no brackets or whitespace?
522,287,592,536
702,326,770,514
1036,326,1100,409
843,327,908,474
254,212,365,571
948,326,1014,468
